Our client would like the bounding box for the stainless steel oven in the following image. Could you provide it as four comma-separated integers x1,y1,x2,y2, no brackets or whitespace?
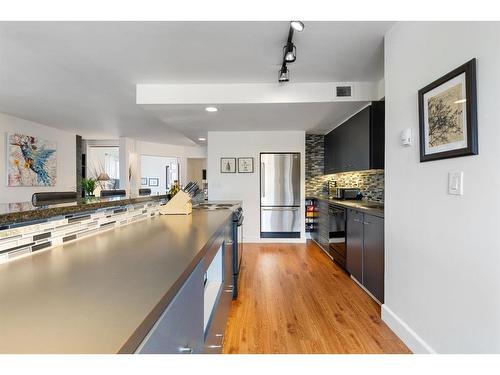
232,207,243,299
329,204,347,267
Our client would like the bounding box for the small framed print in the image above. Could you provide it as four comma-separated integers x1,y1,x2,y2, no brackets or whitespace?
148,177,159,187
220,158,236,173
141,177,148,186
238,157,254,173
418,58,478,162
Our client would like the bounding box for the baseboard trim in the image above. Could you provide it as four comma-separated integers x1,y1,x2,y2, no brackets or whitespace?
242,237,306,244
381,304,436,354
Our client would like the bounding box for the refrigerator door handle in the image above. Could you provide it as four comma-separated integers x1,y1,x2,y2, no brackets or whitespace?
261,207,300,211
261,162,265,198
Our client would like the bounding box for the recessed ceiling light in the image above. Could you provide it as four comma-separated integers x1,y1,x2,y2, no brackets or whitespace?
290,21,305,32
205,106,218,112
198,137,206,141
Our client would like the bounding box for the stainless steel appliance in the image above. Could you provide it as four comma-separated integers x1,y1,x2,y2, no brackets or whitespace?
329,204,347,269
260,153,301,238
193,202,243,299
231,207,243,298
330,186,362,200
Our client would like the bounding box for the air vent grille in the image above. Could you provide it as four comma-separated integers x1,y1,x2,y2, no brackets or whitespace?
336,86,352,98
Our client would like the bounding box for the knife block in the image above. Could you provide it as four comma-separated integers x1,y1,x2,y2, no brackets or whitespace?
160,190,192,215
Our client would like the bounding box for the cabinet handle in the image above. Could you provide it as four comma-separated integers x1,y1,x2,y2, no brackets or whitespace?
363,221,371,225
178,346,193,354
353,218,361,223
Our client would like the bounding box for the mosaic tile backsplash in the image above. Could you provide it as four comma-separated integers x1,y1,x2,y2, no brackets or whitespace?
305,134,385,202
0,200,162,264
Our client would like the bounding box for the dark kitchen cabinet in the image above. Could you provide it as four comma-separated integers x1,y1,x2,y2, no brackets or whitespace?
138,262,205,354
346,209,363,282
346,209,384,303
362,215,384,303
324,101,385,174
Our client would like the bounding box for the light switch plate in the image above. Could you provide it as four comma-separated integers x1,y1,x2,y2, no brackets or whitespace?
448,171,464,195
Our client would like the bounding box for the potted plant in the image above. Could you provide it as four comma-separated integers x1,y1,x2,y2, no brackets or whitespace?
81,178,97,197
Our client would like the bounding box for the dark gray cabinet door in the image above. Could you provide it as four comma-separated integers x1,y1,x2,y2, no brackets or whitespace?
138,262,204,354
323,101,384,174
345,107,370,171
346,209,363,283
362,214,384,303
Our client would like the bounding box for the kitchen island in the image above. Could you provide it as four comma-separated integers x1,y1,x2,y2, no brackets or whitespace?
0,206,236,353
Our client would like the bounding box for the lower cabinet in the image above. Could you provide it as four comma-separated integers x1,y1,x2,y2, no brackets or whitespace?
137,219,234,354
203,222,234,354
346,210,363,283
346,209,384,303
137,262,204,354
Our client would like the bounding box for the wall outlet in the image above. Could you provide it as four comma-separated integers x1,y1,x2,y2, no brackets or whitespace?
448,171,464,195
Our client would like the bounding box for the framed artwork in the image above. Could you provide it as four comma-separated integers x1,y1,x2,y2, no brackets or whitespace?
220,158,236,173
7,133,57,186
418,58,478,162
238,157,254,173
148,177,159,187
141,177,148,186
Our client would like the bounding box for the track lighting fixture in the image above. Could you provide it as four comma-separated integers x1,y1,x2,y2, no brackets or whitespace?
290,21,305,32
284,43,296,63
278,21,304,83
278,64,290,83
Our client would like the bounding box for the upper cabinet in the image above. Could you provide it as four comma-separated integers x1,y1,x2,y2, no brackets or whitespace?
324,101,385,174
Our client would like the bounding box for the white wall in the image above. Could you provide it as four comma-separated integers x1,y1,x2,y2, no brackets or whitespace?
137,140,206,189
383,22,500,353
187,158,206,187
207,131,306,243
140,155,179,195
0,112,76,203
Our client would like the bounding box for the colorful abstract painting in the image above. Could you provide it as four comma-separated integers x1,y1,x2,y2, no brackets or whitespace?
7,133,57,186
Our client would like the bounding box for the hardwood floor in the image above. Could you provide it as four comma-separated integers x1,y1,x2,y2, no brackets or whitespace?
223,241,411,354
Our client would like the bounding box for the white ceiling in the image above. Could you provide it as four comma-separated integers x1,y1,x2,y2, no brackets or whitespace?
143,102,370,141
0,21,393,145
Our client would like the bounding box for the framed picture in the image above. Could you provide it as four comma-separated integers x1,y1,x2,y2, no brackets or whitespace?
148,177,159,187
7,133,57,186
418,58,478,162
238,157,254,173
141,177,148,186
220,158,236,173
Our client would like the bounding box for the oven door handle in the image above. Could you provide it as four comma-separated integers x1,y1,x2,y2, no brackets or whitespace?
237,215,244,226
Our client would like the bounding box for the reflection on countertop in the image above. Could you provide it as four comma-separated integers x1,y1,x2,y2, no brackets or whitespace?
0,194,168,226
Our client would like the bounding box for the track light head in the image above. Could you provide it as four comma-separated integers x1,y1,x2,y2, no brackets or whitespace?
278,65,290,83
290,21,305,32
284,43,296,63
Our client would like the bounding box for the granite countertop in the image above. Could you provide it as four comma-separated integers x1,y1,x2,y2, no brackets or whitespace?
0,194,168,227
0,208,233,353
310,195,384,218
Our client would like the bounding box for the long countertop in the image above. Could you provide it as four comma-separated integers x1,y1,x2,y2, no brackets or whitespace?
310,195,384,218
0,194,168,227
0,208,233,353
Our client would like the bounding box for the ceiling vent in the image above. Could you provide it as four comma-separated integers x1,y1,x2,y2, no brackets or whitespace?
335,85,354,99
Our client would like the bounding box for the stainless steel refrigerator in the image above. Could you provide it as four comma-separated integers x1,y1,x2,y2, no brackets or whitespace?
260,153,301,238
